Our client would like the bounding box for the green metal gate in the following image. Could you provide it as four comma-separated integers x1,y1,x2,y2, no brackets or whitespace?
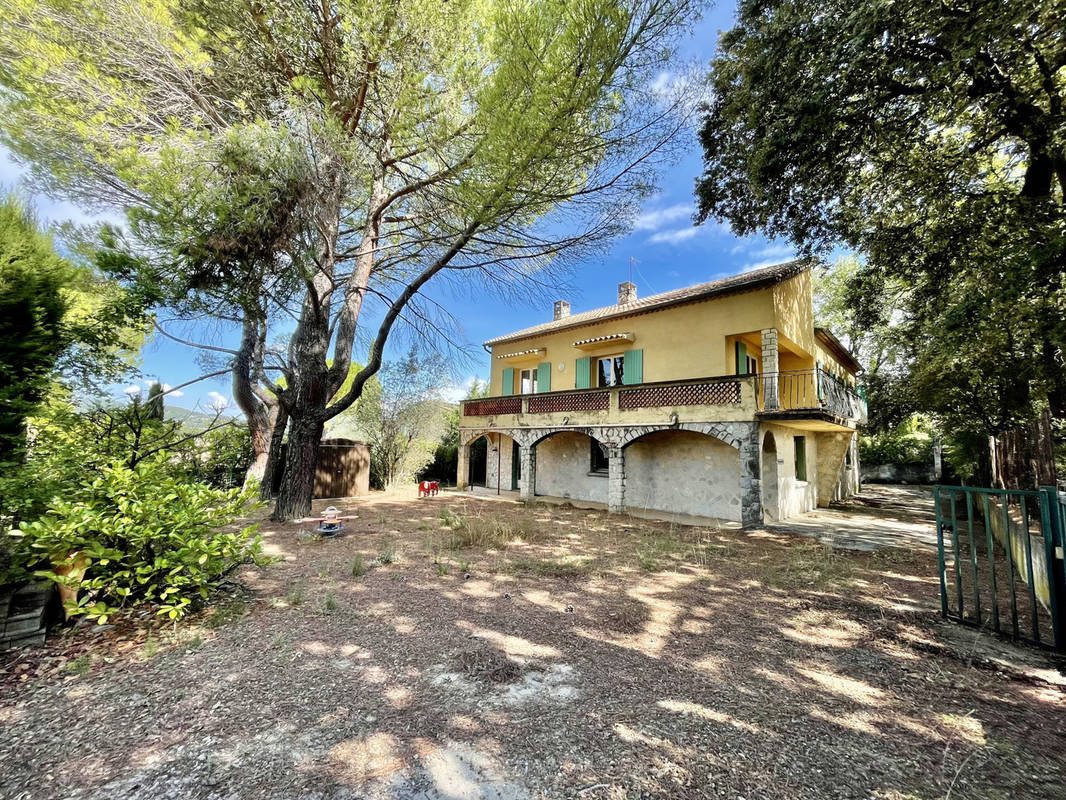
934,485,1066,652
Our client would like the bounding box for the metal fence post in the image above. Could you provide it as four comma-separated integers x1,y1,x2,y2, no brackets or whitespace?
1040,486,1066,652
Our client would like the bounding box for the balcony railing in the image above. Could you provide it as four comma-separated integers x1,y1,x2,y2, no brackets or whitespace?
756,368,867,422
460,369,866,424
461,375,745,418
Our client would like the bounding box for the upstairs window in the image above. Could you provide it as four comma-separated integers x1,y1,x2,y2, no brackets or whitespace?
596,355,625,387
519,367,538,394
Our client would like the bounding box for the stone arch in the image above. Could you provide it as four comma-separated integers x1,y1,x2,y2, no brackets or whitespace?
618,422,744,451
622,428,744,521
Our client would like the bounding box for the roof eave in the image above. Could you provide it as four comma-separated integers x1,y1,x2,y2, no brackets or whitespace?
483,258,816,348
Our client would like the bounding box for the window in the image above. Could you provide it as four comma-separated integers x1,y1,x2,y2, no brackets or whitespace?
596,354,625,387
519,367,538,394
794,436,807,481
746,355,759,374
590,440,610,473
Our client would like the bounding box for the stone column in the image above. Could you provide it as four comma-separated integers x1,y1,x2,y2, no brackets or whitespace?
485,434,500,491
738,422,763,528
607,446,626,514
457,438,470,490
518,444,536,501
760,328,779,410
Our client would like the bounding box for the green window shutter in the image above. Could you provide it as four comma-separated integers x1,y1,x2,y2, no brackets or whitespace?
536,361,551,393
622,349,643,385
795,436,807,481
501,367,514,396
735,341,748,374
575,356,591,389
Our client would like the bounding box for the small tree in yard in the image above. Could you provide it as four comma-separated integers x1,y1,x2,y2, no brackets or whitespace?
339,350,451,489
0,0,703,520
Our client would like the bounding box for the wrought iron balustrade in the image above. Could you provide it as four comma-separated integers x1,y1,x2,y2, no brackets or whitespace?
756,368,866,422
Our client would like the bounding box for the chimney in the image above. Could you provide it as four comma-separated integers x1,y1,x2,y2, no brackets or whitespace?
553,300,571,320
617,281,637,305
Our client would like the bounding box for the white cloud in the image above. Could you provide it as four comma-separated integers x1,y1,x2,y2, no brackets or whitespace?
633,203,692,232
160,382,183,398
123,384,142,396
205,391,231,412
648,226,700,245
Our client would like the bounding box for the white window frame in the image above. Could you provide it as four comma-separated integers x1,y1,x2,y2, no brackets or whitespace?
595,354,625,388
519,367,539,394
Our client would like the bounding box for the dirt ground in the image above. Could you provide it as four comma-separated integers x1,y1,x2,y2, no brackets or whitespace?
2,487,1065,800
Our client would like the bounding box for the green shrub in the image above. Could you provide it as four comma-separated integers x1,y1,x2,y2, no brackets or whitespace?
11,455,265,622
859,414,935,466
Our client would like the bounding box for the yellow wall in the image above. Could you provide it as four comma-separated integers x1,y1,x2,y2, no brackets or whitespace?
487,272,856,394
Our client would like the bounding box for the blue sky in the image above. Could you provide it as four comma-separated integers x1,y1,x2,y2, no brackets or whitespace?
1,3,800,413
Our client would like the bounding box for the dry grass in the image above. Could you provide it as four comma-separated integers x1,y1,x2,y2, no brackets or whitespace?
3,488,1063,800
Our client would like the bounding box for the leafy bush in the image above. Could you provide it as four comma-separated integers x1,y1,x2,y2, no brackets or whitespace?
191,424,253,489
859,414,935,466
11,455,265,622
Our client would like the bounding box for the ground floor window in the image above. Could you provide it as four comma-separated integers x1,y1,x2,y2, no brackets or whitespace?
519,367,538,394
590,439,610,473
794,436,807,481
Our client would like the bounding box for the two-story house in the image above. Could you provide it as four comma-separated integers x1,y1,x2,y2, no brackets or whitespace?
457,259,866,526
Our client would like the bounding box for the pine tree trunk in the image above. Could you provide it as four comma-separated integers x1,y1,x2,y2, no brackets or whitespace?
259,405,289,501
272,414,323,521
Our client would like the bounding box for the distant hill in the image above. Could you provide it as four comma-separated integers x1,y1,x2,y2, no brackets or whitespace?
165,405,238,430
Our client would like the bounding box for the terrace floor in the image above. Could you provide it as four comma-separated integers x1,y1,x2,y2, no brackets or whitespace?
1,487,1063,799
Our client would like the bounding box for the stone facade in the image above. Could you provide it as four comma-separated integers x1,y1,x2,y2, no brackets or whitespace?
460,420,762,526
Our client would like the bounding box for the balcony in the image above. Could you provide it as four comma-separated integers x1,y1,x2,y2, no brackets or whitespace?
756,368,867,425
460,369,866,429
461,375,755,428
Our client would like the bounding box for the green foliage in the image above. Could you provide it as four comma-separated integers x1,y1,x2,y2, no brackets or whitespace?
193,424,253,490
145,381,164,420
859,415,935,467
342,350,451,489
350,554,366,578
0,196,70,463
418,378,489,485
697,0,1066,433
10,455,264,622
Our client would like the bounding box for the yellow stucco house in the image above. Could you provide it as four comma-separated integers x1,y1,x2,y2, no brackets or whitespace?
457,259,866,526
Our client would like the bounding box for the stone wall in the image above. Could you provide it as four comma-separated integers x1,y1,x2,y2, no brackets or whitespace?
861,462,936,484
815,431,858,507
534,432,609,504
484,433,516,491
624,430,741,521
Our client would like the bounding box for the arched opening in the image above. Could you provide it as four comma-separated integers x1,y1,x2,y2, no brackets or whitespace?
761,431,779,522
533,430,607,504
467,435,488,487
469,432,520,493
623,429,741,521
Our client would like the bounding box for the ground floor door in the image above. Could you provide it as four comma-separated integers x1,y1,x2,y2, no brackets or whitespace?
468,437,487,487
511,441,521,490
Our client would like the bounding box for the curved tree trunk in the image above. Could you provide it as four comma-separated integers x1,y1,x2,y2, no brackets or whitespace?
272,413,323,521
259,405,288,501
